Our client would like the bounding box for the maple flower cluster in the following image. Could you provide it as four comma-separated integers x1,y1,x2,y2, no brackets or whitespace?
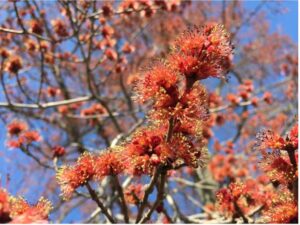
6,120,41,149
57,24,233,199
0,188,52,223
257,123,298,186
215,123,298,223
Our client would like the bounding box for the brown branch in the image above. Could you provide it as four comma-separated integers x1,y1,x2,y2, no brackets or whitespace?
87,6,161,19
135,167,161,223
112,175,129,223
233,201,248,223
0,2,52,42
21,146,54,170
0,95,92,109
16,71,35,103
231,1,266,39
0,58,11,104
139,170,167,223
37,40,46,104
85,182,116,223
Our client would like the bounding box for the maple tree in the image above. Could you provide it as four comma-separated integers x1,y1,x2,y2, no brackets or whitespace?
0,0,298,224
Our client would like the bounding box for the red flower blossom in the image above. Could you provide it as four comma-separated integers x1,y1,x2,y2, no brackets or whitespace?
30,20,44,35
0,48,10,59
47,87,61,97
122,42,135,54
105,48,118,61
124,184,144,205
263,92,272,104
209,154,248,182
0,188,52,224
261,187,297,223
19,130,41,144
94,150,125,179
7,120,28,136
0,189,11,223
172,24,233,79
102,4,113,17
80,103,106,116
57,153,96,199
51,19,69,37
101,25,114,39
262,201,297,223
121,126,174,175
53,146,65,158
56,24,231,202
167,53,200,77
208,92,222,108
135,64,179,107
10,197,52,224
227,93,240,105
216,187,235,215
6,56,23,74
251,97,259,107
6,139,22,149
261,154,296,185
6,121,41,149
288,123,298,150
169,132,207,168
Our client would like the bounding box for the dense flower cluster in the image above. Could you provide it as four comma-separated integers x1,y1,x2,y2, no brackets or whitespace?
261,190,298,223
52,146,66,158
0,188,52,223
57,126,207,198
169,24,233,80
0,189,10,223
80,103,106,117
57,24,233,199
57,151,124,199
51,19,69,37
216,179,268,218
257,123,298,185
124,184,144,205
215,123,298,223
209,153,249,182
6,120,41,149
6,56,23,74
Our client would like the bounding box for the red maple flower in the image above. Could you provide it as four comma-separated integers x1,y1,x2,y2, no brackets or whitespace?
101,25,114,39
30,20,44,35
53,146,66,158
19,130,41,145
80,103,106,116
94,150,125,180
51,19,69,37
57,153,96,199
261,154,296,185
124,184,144,205
172,24,233,80
0,48,10,59
288,123,298,150
135,63,179,107
261,187,297,223
121,126,174,175
0,189,11,223
6,56,23,74
122,42,135,54
105,48,118,61
7,120,28,136
10,197,52,224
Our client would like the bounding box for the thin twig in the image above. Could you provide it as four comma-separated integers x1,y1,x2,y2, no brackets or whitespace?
85,182,116,224
112,175,129,223
135,167,161,223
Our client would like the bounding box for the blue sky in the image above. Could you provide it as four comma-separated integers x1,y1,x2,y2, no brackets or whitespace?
265,1,297,42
